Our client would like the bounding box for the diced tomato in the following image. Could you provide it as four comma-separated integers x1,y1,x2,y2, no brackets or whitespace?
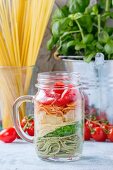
54,82,64,94
55,87,77,106
38,89,60,105
39,84,77,106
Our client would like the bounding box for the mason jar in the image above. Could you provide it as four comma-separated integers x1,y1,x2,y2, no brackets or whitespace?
13,72,84,162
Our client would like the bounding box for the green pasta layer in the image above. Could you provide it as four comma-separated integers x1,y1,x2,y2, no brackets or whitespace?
36,121,83,158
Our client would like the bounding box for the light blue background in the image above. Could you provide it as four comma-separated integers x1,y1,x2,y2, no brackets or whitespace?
0,141,113,170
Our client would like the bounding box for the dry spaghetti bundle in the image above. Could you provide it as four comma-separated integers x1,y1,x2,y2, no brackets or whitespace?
0,0,54,128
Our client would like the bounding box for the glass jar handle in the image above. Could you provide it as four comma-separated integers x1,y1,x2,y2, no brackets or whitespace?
13,95,34,143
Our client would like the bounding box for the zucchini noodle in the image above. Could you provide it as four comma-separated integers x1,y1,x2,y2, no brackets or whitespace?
36,134,82,158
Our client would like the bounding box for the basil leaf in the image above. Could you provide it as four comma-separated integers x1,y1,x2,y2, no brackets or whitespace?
96,42,104,50
67,40,76,48
47,36,58,50
44,122,81,138
83,34,94,44
75,42,86,51
84,52,96,63
98,31,109,44
68,0,90,13
79,15,93,33
52,21,60,38
104,40,113,54
52,8,65,21
61,5,69,17
52,18,70,38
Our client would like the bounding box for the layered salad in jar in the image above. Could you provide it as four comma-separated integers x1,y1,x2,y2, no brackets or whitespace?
34,81,84,160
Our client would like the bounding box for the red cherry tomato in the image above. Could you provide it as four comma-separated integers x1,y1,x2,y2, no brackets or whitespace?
54,82,64,94
27,126,34,136
24,119,34,137
0,127,17,143
85,120,98,128
21,117,27,128
56,89,70,106
84,125,91,141
26,120,34,136
101,124,109,130
40,89,61,105
39,84,77,106
56,86,77,106
20,116,34,135
107,128,113,142
91,127,107,142
17,135,21,139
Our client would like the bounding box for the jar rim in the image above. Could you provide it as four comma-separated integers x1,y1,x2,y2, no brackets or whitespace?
38,71,80,78
36,71,81,89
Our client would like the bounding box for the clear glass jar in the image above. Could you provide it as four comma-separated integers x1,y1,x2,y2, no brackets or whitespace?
13,72,84,162
0,66,36,129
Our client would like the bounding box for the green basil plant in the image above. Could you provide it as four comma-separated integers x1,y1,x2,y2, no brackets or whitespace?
47,0,113,62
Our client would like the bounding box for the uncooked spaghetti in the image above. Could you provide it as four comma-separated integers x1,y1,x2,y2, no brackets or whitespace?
0,0,54,128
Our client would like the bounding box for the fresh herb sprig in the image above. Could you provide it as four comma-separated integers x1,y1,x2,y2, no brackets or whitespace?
47,0,113,62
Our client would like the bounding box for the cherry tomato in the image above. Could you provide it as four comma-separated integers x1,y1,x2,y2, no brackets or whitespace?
91,127,107,142
16,122,28,139
84,125,91,141
39,84,77,106
40,89,61,105
21,117,28,132
85,120,98,128
107,124,113,130
21,117,27,128
21,116,34,133
23,118,34,137
27,126,34,136
54,82,64,94
56,87,77,106
0,127,17,143
101,124,109,130
26,120,34,136
107,128,113,142
16,134,21,139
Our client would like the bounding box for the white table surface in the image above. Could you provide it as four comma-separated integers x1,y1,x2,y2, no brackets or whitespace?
0,140,113,170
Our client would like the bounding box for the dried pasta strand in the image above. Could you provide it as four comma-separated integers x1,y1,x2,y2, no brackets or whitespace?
0,0,54,128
